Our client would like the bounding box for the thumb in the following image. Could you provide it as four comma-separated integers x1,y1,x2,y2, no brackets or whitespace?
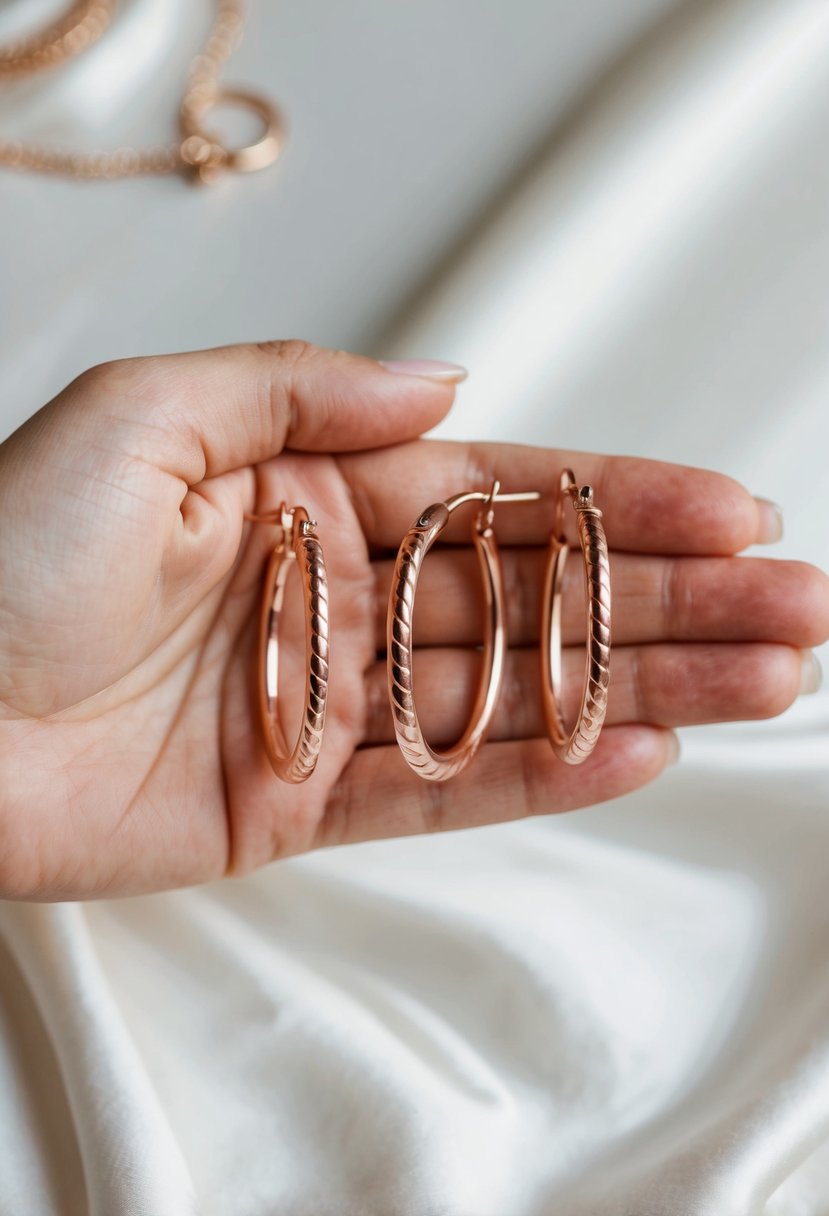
58,340,466,482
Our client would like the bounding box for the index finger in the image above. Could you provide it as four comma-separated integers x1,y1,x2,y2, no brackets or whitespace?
338,439,780,554
34,342,462,485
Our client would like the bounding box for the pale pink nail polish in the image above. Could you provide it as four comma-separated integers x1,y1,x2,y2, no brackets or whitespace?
379,358,468,384
754,497,784,544
665,731,681,766
799,650,823,695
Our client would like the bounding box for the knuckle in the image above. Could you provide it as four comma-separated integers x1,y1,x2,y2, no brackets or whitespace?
503,553,532,643
365,666,390,741
663,559,694,638
66,358,179,453
629,645,653,720
635,645,695,721
252,340,323,446
67,358,127,403
464,442,496,494
349,470,380,548
253,338,317,369
498,656,528,736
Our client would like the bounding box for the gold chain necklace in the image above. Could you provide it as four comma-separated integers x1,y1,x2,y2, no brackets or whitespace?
0,0,283,183
0,0,115,76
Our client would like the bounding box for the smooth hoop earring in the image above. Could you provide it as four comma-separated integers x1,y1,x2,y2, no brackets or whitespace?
540,469,611,764
388,480,540,782
245,503,329,783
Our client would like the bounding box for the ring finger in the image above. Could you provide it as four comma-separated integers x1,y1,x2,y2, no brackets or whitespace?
370,551,829,649
362,641,810,745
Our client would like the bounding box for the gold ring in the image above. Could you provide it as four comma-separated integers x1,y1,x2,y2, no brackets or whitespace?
180,88,285,181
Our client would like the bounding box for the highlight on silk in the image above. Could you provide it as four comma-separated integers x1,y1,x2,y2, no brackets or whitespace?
1,2,828,1213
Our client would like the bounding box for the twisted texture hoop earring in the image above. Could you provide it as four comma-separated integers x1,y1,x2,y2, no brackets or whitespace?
541,469,611,764
246,504,329,783
388,481,540,782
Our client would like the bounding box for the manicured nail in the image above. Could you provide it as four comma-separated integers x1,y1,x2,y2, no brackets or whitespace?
379,358,468,384
799,650,823,695
665,731,681,766
754,497,784,544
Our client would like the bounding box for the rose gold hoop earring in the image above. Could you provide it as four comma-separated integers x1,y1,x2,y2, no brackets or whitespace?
245,503,329,783
388,480,540,782
540,469,611,764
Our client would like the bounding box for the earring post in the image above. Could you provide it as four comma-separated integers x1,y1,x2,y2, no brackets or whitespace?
445,487,541,514
493,490,541,504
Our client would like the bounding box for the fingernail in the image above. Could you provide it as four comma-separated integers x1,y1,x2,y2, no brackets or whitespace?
379,358,468,384
799,650,823,695
754,497,784,544
665,731,681,766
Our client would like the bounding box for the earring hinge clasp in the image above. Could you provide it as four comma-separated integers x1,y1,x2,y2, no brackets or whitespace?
444,481,541,534
244,503,318,547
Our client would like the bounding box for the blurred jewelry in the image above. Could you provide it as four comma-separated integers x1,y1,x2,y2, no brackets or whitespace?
388,480,540,782
541,469,611,764
0,1,114,77
246,504,328,783
0,0,284,183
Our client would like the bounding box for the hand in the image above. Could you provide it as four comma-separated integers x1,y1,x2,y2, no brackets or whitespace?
1,342,827,900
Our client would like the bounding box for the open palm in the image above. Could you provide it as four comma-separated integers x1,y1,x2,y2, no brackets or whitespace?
1,341,827,901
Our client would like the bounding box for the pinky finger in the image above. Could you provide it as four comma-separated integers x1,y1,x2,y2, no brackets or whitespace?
317,725,679,848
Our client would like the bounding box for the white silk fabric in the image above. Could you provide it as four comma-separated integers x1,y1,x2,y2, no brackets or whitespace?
1,2,829,1214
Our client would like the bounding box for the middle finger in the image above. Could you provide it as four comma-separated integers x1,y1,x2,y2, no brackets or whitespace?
371,551,829,649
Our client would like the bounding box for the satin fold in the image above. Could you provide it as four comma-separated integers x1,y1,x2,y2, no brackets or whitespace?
1,0,828,1212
